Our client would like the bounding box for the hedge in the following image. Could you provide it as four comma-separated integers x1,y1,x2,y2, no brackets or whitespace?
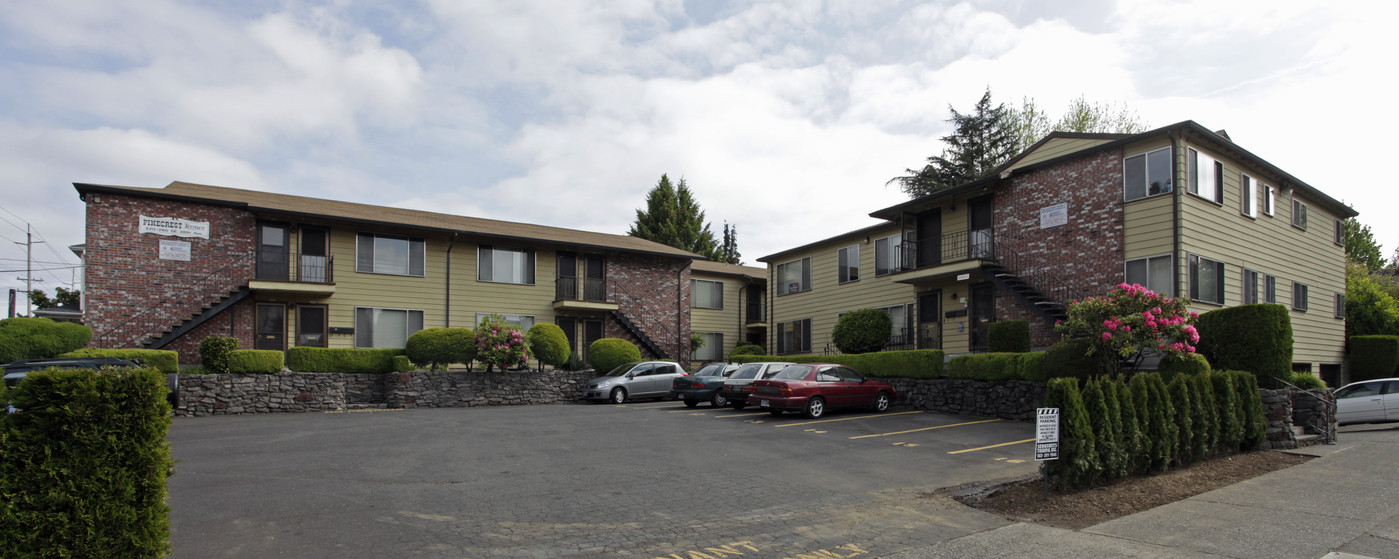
1045,377,1099,488
1195,304,1293,388
0,317,92,363
830,309,892,354
1042,337,1098,380
1,367,173,557
227,350,285,374
199,336,239,375
1157,352,1210,382
729,344,765,357
1348,335,1399,382
588,338,640,374
285,347,405,373
404,328,475,370
526,324,570,368
59,348,180,374
732,349,945,379
987,320,1032,353
393,355,414,373
946,352,1043,381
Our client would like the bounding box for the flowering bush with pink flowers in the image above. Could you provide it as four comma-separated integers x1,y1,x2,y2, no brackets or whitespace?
1054,283,1200,374
475,314,533,371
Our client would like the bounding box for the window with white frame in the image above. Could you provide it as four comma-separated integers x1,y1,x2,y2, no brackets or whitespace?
1265,274,1277,304
1125,147,1173,202
694,332,723,361
478,245,536,285
838,244,859,283
1335,293,1345,319
1292,199,1308,230
476,313,535,331
1240,173,1256,217
1293,282,1308,311
1186,148,1223,204
879,303,912,343
1263,184,1275,216
1188,254,1225,305
355,307,424,349
691,279,724,309
356,233,425,276
874,234,902,275
776,318,812,354
1125,255,1173,295
776,257,811,295
1243,268,1259,305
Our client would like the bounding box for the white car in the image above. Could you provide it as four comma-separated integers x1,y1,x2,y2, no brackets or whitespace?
1335,378,1399,426
583,361,685,404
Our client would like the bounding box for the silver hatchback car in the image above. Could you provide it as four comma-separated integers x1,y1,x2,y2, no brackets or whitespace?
583,361,686,404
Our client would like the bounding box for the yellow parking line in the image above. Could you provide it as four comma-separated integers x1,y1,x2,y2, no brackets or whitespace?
947,438,1035,454
775,410,922,428
668,407,723,413
848,418,1002,439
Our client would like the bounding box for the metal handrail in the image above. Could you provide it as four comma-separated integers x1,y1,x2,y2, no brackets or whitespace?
92,251,256,349
255,249,334,284
607,280,682,357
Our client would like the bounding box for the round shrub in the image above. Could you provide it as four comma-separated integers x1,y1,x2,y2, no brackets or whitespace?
1043,337,1100,380
527,324,570,368
1289,372,1327,390
730,343,765,357
199,336,239,375
0,317,93,363
988,320,1032,353
830,308,892,355
588,338,640,373
405,328,475,370
1157,352,1211,382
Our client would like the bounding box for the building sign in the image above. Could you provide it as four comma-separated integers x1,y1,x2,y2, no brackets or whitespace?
159,240,192,261
1035,407,1060,461
1039,203,1068,229
139,215,210,239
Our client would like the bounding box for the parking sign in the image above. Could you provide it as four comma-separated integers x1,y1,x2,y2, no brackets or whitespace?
1035,408,1059,461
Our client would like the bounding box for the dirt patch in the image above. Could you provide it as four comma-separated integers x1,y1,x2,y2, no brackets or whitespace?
954,450,1313,530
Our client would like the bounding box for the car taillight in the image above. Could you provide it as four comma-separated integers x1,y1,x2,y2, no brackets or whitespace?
778,387,793,396
689,382,706,389
743,386,756,392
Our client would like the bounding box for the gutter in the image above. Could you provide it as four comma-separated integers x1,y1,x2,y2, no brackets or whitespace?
446,233,457,327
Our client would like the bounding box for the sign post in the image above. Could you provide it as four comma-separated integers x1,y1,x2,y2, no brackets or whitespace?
1035,407,1060,501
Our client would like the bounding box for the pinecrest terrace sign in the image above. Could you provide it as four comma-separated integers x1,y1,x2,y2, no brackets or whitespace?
139,216,210,239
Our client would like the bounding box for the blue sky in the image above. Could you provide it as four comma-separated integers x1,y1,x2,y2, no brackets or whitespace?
1,0,1394,305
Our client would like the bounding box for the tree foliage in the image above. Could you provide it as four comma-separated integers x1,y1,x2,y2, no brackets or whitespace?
1055,283,1200,375
717,222,741,265
1343,216,1385,270
830,308,893,355
1008,95,1150,152
629,174,738,262
1346,261,1399,338
891,88,1018,198
28,286,81,309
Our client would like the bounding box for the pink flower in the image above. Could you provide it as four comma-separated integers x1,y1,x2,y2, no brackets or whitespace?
1189,312,1199,319
1102,332,1112,341
1122,326,1131,333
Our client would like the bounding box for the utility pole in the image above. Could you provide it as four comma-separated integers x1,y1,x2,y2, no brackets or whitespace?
14,224,44,316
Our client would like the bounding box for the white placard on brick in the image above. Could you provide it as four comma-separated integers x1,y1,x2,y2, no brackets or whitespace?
159,240,192,261
139,215,210,239
1039,203,1068,229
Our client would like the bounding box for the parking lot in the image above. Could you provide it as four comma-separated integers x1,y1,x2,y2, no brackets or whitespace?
168,402,1037,558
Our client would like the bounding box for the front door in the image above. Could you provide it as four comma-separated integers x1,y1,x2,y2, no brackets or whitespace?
969,195,993,259
916,210,941,267
255,303,286,351
917,290,942,350
583,319,604,362
556,317,578,356
257,223,289,281
969,283,994,351
557,252,578,299
297,305,326,347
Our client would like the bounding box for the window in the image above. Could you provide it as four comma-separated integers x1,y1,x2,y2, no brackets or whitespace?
478,245,536,285
1265,274,1277,304
1240,173,1256,217
1293,282,1308,311
1125,255,1173,295
1335,293,1345,319
691,279,724,309
355,307,424,348
776,257,811,295
356,233,425,276
776,318,812,354
1243,269,1259,305
297,305,327,347
1188,254,1225,305
838,245,859,283
694,332,723,361
476,313,535,331
1292,199,1308,230
1125,147,1173,202
1335,219,1345,247
874,234,902,275
879,304,912,343
1186,148,1223,204
1263,185,1275,216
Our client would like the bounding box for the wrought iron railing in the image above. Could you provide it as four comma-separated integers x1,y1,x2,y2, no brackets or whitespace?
92,252,256,349
555,276,607,302
897,229,996,271
607,280,682,358
883,327,917,352
255,249,334,284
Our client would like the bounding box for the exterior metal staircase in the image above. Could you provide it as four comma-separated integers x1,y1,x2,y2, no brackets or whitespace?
609,310,670,359
980,262,1068,325
146,286,252,349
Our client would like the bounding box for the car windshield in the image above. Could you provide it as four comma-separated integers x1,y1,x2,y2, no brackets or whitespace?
604,362,643,377
772,365,814,380
1336,382,1380,399
692,363,728,377
730,364,763,380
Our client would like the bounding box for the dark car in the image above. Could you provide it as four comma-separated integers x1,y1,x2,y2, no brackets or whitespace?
747,363,895,419
717,361,795,410
2,357,178,410
670,362,740,407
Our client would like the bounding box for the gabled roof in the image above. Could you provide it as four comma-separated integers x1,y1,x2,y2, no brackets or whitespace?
870,120,1357,220
691,259,767,281
74,181,702,259
759,220,899,263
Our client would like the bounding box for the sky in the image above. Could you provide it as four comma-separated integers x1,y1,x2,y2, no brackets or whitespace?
2,0,1396,308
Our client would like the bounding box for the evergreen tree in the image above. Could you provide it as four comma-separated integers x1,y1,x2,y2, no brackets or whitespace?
890,88,1018,198
1044,377,1100,489
28,287,81,309
1083,378,1121,482
628,175,731,261
717,222,741,265
1113,376,1145,476
1190,374,1218,458
1168,376,1196,466
1211,371,1244,453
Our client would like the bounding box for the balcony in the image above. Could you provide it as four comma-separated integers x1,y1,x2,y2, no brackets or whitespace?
553,276,618,312
889,229,996,284
249,250,336,295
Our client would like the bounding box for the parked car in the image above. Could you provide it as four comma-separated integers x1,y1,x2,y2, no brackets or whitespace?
748,363,896,419
1335,378,1399,426
718,361,795,410
670,362,741,407
583,361,686,404
2,357,179,411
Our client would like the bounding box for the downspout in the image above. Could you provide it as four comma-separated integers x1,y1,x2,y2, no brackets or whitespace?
678,263,686,361
446,233,457,327
1171,132,1183,299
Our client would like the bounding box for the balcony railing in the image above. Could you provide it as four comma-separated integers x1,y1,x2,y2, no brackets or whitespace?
555,276,607,302
255,250,334,284
897,229,996,271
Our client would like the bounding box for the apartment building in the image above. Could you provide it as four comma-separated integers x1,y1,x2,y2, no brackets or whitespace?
688,260,767,362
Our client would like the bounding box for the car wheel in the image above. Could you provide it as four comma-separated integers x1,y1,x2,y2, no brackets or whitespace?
610,387,627,404
768,409,783,416
732,402,747,410
872,391,891,413
804,397,825,419
711,392,728,408
684,399,699,408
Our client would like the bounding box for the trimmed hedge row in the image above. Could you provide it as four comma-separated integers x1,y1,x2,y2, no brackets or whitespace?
199,336,239,375
1349,335,1399,382
946,352,1045,381
733,349,946,379
227,350,285,373
285,347,406,373
0,317,92,363
405,328,475,370
987,320,1031,353
0,366,173,557
59,348,180,374
1195,304,1293,388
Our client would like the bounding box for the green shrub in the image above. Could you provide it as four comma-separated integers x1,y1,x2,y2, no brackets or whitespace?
1,366,172,557
1229,371,1267,451
227,350,284,373
0,317,92,363
1168,376,1196,466
1348,335,1399,382
1345,261,1399,338
1042,337,1100,380
1044,377,1099,489
1017,352,1047,381
729,343,765,357
59,348,180,374
561,352,587,371
1188,374,1217,459
1102,376,1130,479
588,338,640,373
1145,372,1177,471
404,328,475,371
947,353,1021,381
1115,376,1147,475
745,349,945,379
1083,378,1122,482
1288,372,1327,390
988,320,1032,353
830,309,892,355
1210,370,1244,454
527,324,570,368
1195,304,1293,388
393,355,414,373
285,347,404,373
1157,352,1210,382
198,336,239,375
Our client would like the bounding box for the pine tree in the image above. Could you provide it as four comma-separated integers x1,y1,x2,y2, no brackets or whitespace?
890,88,1018,198
717,222,741,265
628,175,731,260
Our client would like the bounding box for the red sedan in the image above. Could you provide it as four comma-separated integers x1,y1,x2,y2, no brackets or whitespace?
747,363,896,419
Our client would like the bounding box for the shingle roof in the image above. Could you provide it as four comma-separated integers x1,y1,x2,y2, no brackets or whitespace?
690,259,767,280
74,181,703,259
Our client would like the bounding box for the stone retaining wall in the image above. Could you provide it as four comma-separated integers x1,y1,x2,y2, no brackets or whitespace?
891,378,1045,420
1260,387,1336,450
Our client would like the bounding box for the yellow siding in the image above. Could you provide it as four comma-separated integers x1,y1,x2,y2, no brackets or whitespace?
320,228,450,348
689,270,755,360
1010,137,1116,170
449,241,562,330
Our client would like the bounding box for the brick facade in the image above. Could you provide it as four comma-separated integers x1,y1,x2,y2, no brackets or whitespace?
605,252,692,365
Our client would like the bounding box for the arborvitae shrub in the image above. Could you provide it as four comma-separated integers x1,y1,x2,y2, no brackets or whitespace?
1142,372,1176,472
526,324,570,368
1211,370,1244,453
1112,376,1142,477
830,309,893,355
1129,374,1154,474
1231,371,1268,451
1195,304,1293,388
1188,373,1217,459
1168,376,1196,466
1083,378,1122,482
198,336,239,375
587,338,641,373
987,320,1032,353
1044,377,1100,489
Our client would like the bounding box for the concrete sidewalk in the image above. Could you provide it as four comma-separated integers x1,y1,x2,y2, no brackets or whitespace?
890,425,1399,559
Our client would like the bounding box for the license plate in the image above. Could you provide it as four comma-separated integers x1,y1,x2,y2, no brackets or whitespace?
760,399,769,408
